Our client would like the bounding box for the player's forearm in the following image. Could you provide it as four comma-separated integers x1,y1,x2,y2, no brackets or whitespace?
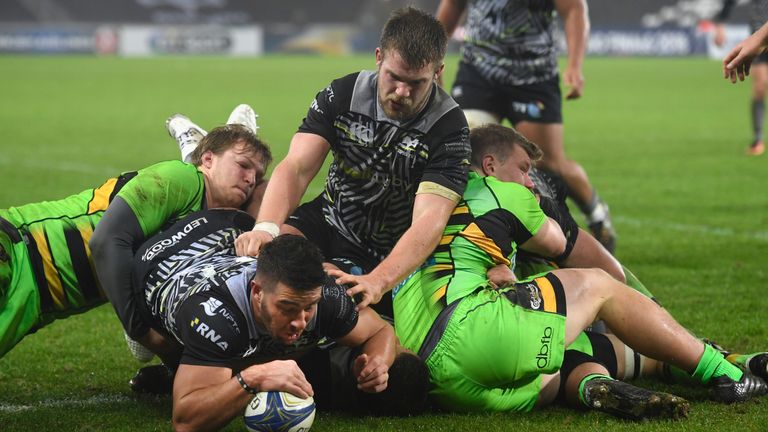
172,377,252,432
369,216,445,292
361,318,397,368
436,0,468,36
90,198,148,338
254,159,311,226
559,0,589,71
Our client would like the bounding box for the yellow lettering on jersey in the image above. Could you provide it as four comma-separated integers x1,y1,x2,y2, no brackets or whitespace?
88,177,118,214
30,228,66,310
535,276,557,314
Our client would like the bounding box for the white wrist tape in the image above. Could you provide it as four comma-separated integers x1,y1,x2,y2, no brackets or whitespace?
252,221,279,239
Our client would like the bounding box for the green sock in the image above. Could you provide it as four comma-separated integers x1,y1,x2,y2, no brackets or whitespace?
578,373,613,408
692,344,743,384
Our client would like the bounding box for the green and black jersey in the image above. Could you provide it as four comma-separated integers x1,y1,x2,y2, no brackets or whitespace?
0,160,204,323
393,171,546,354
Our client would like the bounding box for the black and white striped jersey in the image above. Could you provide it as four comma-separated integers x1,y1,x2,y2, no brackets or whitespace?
298,71,471,262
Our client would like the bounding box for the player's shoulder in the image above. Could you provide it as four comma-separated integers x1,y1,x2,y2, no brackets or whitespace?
177,290,249,354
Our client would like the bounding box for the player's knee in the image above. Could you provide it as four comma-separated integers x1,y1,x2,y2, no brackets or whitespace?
462,109,500,130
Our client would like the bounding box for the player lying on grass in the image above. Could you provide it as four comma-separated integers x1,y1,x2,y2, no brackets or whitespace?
0,108,269,359
391,124,768,420
130,209,428,431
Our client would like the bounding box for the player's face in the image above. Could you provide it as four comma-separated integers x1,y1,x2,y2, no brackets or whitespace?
376,48,441,122
490,145,535,191
201,141,266,209
254,281,322,345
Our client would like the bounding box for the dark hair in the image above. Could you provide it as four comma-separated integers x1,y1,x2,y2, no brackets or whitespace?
357,351,431,417
189,124,272,168
256,235,326,292
380,6,447,71
469,124,543,168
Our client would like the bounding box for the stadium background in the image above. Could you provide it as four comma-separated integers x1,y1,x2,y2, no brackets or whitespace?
0,1,766,431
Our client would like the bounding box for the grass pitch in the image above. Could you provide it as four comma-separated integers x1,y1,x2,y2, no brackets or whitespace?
0,54,766,431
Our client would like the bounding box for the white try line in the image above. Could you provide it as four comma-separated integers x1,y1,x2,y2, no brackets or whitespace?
0,394,134,413
614,215,768,242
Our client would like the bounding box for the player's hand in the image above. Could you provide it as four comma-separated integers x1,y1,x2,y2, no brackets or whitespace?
563,66,584,100
234,230,274,257
486,264,516,289
246,360,314,399
723,39,765,83
353,353,389,393
327,269,386,310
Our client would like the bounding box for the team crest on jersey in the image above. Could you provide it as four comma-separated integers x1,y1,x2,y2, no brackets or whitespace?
201,297,223,316
190,317,229,351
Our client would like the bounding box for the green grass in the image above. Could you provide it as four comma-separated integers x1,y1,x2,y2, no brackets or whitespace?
0,54,767,431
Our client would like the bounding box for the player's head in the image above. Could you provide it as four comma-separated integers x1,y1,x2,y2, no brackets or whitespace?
376,6,447,122
470,124,542,190
250,235,326,345
191,124,273,209
356,350,431,416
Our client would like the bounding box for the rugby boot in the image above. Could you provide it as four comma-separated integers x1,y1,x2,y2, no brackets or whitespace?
747,140,765,156
129,363,175,395
582,378,689,420
226,103,259,135
586,200,616,254
166,113,207,163
710,372,768,403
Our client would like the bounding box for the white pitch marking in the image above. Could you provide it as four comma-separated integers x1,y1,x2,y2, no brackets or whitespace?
615,216,768,242
0,394,134,413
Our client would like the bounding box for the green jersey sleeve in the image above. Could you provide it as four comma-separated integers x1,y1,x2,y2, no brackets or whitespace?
116,161,206,237
487,176,547,240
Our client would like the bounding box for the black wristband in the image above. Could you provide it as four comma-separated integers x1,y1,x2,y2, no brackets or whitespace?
236,372,259,395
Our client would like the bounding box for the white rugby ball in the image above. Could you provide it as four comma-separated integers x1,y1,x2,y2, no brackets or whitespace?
244,391,316,432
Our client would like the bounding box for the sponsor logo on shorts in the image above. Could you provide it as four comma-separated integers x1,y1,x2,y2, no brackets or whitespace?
512,101,545,119
536,326,553,369
526,284,542,310
141,217,208,261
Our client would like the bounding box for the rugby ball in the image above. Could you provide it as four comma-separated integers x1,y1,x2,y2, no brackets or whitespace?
244,391,316,432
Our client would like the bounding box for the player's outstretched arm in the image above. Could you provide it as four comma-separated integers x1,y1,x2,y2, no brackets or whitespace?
723,21,768,83
172,361,312,432
91,198,150,339
336,308,397,393
336,193,457,310
235,132,330,256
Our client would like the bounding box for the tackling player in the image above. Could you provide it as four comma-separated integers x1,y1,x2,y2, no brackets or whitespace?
0,107,270,359
392,124,768,419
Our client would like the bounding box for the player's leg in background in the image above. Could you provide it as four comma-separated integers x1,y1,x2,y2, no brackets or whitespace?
515,121,616,253
748,62,768,155
551,268,767,403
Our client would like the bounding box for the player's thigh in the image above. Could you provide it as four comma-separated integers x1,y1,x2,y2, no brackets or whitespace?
515,121,566,163
446,284,566,385
546,268,611,343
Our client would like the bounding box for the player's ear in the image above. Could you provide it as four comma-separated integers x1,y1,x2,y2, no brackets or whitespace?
200,150,215,169
375,47,383,67
250,279,263,301
482,154,496,176
435,63,445,81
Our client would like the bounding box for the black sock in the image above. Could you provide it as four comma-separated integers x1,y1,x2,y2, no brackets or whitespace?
752,99,765,143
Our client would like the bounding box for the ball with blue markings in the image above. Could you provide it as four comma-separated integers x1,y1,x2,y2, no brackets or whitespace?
244,391,316,432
